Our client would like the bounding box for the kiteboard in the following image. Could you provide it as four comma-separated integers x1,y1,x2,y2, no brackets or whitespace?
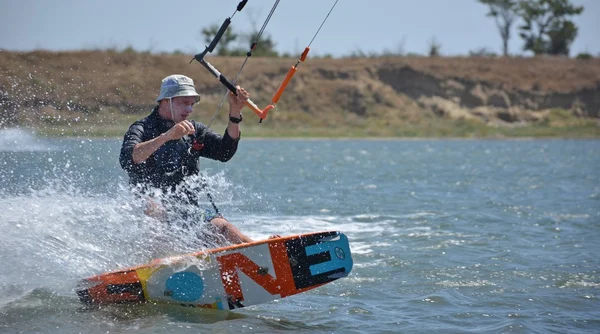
76,231,352,310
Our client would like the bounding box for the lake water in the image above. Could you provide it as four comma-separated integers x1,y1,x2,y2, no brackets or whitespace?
1,128,599,333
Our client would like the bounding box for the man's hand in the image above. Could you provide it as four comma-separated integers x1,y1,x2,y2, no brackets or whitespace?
164,120,195,141
228,86,250,116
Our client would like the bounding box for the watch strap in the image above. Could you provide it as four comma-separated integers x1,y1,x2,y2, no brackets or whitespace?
229,113,243,124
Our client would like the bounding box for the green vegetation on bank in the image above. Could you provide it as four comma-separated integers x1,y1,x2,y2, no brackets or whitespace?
29,108,599,139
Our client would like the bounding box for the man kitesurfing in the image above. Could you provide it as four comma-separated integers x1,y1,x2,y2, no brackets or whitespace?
119,74,255,245
75,0,352,311
119,0,337,247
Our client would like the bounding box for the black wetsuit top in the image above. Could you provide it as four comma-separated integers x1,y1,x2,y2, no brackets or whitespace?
119,107,239,192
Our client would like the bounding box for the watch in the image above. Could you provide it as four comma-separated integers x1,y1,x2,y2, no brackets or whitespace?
229,113,243,124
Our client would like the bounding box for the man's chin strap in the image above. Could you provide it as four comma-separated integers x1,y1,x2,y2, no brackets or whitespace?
168,98,175,122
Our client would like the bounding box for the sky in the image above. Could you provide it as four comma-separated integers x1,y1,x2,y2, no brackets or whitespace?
0,0,598,58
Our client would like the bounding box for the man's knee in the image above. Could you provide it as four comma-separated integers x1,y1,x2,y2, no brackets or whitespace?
209,217,230,232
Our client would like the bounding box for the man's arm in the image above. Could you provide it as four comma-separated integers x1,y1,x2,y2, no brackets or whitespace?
225,86,249,139
192,122,239,162
132,133,169,164
126,121,195,164
226,102,241,140
226,117,240,140
120,122,145,171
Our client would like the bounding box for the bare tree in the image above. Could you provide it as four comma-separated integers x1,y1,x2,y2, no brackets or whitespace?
479,0,518,56
428,37,442,57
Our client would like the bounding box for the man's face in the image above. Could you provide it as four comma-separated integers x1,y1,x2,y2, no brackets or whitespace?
169,96,197,122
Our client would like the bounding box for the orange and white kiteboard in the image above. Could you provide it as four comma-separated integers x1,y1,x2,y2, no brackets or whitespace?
76,231,353,310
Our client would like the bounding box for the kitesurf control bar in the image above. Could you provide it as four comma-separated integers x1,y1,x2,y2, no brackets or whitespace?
271,47,310,104
194,55,274,120
270,0,338,107
192,0,337,122
192,0,274,122
195,0,246,60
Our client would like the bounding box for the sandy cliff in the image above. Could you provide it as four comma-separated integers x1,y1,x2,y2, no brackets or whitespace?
1,51,598,135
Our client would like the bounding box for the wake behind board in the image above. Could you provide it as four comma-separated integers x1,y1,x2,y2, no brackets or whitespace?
76,231,352,310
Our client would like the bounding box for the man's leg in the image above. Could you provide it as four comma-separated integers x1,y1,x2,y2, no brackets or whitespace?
209,217,254,244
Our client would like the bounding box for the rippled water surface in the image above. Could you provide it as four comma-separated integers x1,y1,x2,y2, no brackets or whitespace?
1,129,599,333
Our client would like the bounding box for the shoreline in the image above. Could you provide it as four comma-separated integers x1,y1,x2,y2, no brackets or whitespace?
2,127,597,141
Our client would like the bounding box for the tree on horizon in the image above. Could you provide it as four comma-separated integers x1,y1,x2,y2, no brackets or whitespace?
517,0,584,56
201,24,239,56
479,0,518,56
